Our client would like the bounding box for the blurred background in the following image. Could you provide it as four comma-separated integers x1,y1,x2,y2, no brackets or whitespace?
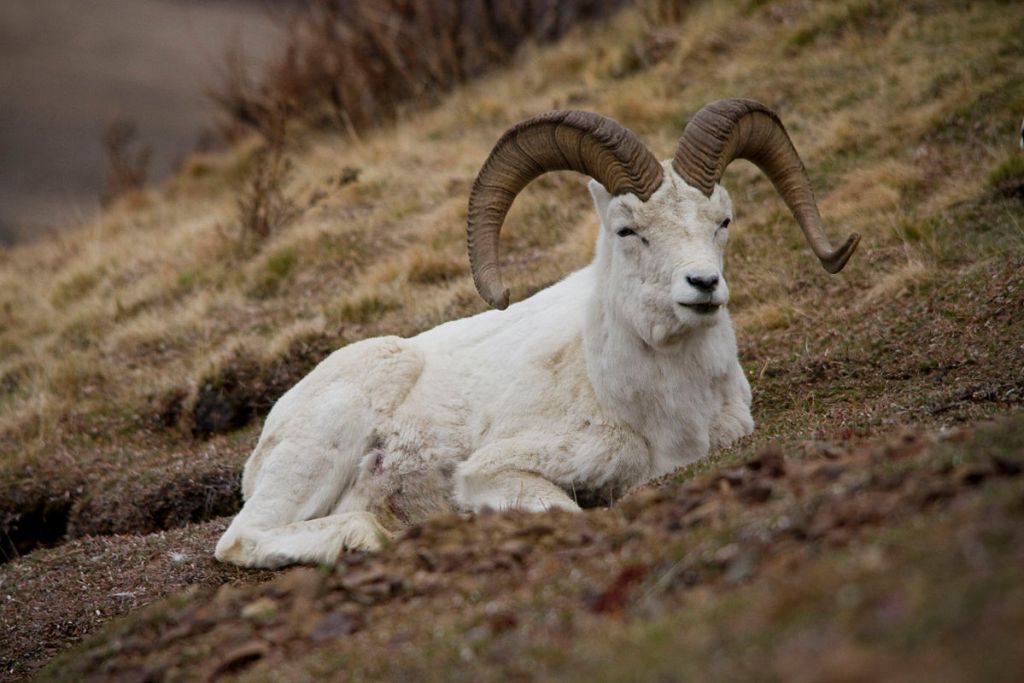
0,0,295,245
0,0,625,246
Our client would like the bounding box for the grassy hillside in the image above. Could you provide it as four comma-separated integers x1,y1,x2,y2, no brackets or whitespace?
2,0,1023,679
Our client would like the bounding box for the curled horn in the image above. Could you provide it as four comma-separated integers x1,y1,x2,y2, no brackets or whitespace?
467,110,663,309
673,98,859,273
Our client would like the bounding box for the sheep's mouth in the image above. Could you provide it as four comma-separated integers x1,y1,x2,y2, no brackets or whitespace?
678,302,721,315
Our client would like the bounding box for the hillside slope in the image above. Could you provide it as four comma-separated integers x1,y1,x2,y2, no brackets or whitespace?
2,0,1023,679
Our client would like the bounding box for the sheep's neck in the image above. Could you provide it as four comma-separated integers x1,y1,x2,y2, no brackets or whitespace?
583,268,720,473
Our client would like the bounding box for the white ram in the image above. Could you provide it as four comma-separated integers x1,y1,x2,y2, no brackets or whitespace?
216,99,858,568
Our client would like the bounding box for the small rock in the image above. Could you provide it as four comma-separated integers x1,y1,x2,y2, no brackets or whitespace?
341,567,388,589
746,447,786,477
815,462,847,483
813,463,846,481
724,548,759,583
214,584,238,605
497,539,531,561
409,570,444,596
309,610,363,642
810,441,844,459
341,566,401,601
157,621,196,646
274,567,323,599
955,465,989,487
717,469,746,487
739,481,773,504
992,455,1023,476
713,543,739,566
338,166,361,186
241,597,278,621
209,640,268,678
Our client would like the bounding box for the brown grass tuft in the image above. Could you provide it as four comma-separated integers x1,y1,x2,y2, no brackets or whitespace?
100,118,152,207
406,251,465,285
235,111,301,245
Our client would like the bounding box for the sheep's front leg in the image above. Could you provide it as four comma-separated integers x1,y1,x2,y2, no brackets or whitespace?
710,364,755,450
454,438,581,513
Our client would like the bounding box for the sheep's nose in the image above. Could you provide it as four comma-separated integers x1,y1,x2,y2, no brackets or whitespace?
686,274,719,293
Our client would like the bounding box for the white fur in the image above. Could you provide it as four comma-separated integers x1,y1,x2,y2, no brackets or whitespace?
216,163,754,568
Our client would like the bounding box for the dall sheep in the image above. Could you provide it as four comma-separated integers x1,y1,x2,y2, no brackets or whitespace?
215,99,859,568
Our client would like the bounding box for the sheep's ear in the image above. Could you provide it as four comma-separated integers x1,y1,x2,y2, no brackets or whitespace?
588,179,612,221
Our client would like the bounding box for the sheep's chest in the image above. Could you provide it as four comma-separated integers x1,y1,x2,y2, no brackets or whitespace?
595,344,724,479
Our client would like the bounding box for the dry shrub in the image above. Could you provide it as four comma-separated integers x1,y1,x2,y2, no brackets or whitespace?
407,251,465,285
101,118,152,206
989,154,1024,199
190,331,341,438
332,293,401,325
235,110,300,244
212,0,629,136
648,0,694,24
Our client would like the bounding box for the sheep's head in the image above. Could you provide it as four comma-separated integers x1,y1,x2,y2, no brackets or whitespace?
467,99,860,340
587,165,734,342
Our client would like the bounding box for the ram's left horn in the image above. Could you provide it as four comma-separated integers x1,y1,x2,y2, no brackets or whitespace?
672,98,859,274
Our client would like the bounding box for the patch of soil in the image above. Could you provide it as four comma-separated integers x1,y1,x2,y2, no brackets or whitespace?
1,436,251,566
34,418,1024,682
66,466,241,538
993,177,1024,200
742,257,1024,438
190,350,261,439
149,387,188,431
0,519,272,682
190,332,339,439
0,481,79,565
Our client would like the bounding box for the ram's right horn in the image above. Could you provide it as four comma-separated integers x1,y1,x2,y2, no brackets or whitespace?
467,110,664,309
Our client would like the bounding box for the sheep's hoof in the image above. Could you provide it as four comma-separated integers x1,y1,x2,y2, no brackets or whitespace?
214,532,258,567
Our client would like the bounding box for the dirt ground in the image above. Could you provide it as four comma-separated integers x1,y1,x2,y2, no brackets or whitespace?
25,417,1024,682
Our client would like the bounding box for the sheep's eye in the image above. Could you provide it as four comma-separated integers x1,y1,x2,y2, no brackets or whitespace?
719,218,731,230
616,227,637,238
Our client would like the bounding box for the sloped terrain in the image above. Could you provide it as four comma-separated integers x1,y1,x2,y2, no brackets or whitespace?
40,417,1024,681
2,0,1024,679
